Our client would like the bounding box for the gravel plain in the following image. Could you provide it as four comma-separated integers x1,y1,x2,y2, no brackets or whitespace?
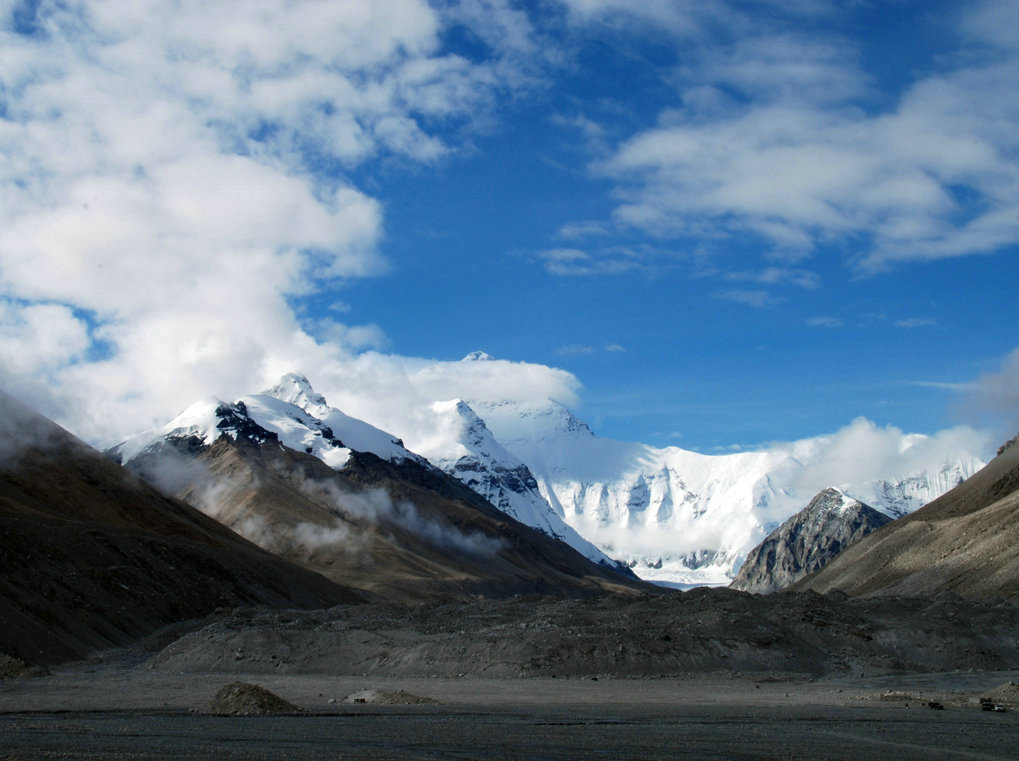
3,659,1019,760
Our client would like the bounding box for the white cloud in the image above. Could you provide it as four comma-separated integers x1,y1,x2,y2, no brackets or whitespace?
806,316,842,328
558,344,596,357
0,301,90,376
590,1,1019,271
716,289,784,308
726,266,820,289
762,417,994,520
0,1,531,443
556,0,733,37
299,352,582,459
538,246,646,276
895,318,937,329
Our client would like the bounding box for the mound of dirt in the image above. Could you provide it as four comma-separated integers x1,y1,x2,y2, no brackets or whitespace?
345,688,438,705
0,654,27,679
205,682,301,715
980,681,1019,707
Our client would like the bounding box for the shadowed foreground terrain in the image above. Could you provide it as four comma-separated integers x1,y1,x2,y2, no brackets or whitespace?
147,591,1019,678
3,665,1019,761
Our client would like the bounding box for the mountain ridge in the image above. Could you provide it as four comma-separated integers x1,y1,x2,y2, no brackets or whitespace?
792,436,1019,601
113,379,644,599
730,487,892,594
0,387,359,666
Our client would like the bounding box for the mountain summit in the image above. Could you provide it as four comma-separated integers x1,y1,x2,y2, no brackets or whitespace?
729,488,892,594
111,376,642,599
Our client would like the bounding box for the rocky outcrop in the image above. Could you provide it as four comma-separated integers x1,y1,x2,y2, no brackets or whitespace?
793,436,1019,601
730,488,891,594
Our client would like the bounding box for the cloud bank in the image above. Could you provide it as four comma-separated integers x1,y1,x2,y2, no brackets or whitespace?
0,0,1014,456
0,0,525,442
553,0,1019,279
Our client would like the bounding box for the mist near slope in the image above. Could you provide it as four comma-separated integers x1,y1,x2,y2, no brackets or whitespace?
132,439,505,560
0,389,71,465
295,475,507,558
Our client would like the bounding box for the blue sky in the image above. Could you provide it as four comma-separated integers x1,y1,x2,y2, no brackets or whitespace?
0,0,1017,453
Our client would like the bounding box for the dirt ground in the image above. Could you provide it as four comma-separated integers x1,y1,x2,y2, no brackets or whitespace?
2,665,1018,760
3,591,1019,759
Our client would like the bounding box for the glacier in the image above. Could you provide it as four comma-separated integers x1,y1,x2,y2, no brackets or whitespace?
454,396,985,587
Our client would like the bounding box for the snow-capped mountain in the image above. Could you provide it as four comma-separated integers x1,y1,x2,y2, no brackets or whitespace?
469,397,789,587
111,365,987,589
850,467,971,518
414,399,626,571
112,373,420,470
452,391,984,588
729,487,892,594
113,373,625,572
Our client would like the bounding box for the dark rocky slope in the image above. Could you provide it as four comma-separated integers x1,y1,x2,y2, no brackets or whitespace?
731,488,891,594
123,431,645,601
149,589,1019,678
0,390,359,666
793,435,1019,601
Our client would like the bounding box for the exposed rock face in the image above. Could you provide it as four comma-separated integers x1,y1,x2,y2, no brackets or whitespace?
794,435,1019,601
730,488,891,594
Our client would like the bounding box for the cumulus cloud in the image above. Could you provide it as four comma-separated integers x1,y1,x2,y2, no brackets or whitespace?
774,417,992,501
587,1,1019,271
298,352,582,459
0,1,531,444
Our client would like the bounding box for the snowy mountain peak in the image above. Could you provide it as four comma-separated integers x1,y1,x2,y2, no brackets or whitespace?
113,379,421,471
462,351,495,362
470,398,594,445
420,398,627,572
263,372,329,414
808,487,859,515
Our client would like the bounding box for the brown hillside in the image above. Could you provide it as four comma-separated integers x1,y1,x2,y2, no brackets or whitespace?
0,390,359,666
127,433,645,601
792,438,1019,601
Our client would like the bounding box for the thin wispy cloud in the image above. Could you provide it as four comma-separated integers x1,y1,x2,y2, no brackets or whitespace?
806,316,843,328
716,289,785,308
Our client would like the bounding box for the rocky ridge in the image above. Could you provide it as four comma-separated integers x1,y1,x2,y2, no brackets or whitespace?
730,488,892,594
